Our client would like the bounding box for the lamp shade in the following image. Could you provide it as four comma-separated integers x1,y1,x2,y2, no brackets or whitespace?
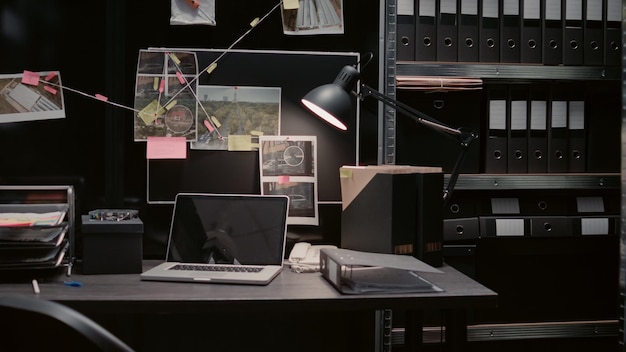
301,64,360,131
301,84,351,130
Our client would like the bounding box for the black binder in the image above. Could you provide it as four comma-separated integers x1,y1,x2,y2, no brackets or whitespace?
604,0,622,66
530,216,573,236
437,0,459,61
527,85,549,173
567,98,586,172
397,0,416,61
507,85,529,173
542,0,563,65
459,0,480,62
484,84,509,173
443,217,480,241
416,0,438,61
548,85,569,173
521,0,542,63
501,0,522,62
479,0,501,62
583,0,604,65
563,0,584,65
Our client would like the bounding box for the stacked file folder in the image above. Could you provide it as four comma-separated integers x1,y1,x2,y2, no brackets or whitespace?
484,83,586,174
396,0,622,66
443,193,619,240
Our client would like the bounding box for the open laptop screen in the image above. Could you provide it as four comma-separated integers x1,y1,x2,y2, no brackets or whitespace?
166,193,289,266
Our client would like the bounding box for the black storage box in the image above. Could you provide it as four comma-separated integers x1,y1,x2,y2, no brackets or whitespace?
80,215,143,274
339,165,444,267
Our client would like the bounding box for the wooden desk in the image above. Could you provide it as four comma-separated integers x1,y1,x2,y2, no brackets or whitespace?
0,261,497,352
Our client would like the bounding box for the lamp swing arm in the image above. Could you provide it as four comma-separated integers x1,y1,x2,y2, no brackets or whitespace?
357,84,478,203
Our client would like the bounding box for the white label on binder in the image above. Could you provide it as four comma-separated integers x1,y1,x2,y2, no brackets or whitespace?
568,101,585,130
565,0,583,20
551,101,568,128
398,0,414,16
524,0,541,19
482,0,498,18
581,218,609,235
503,0,520,15
530,101,547,130
419,0,436,17
586,0,602,21
495,219,525,236
440,0,456,14
489,100,507,130
461,0,478,15
511,101,527,131
545,0,561,20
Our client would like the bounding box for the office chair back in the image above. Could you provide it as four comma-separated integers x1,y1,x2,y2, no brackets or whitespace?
0,294,134,352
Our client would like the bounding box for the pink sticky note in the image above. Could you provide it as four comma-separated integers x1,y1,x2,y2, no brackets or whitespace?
43,85,57,94
203,119,214,132
278,175,290,184
146,136,187,159
95,94,109,101
175,71,185,84
44,72,57,81
22,70,40,86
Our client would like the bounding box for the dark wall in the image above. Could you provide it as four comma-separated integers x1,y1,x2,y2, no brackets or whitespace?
0,0,381,256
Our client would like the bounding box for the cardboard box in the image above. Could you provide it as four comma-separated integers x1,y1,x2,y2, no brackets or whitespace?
80,215,143,274
339,165,444,267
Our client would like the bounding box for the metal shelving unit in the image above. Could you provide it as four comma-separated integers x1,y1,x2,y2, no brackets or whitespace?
382,0,625,349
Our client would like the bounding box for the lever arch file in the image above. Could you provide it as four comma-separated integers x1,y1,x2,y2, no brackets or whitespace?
563,0,584,65
527,85,549,173
479,0,500,62
416,0,438,61
521,0,542,63
567,99,586,172
548,89,569,173
543,0,563,65
458,0,480,62
583,0,604,65
319,248,444,294
501,0,522,62
604,0,622,66
507,86,528,173
485,85,508,173
437,0,459,61
397,0,416,61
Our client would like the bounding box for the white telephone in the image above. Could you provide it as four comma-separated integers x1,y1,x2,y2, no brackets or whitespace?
288,242,337,272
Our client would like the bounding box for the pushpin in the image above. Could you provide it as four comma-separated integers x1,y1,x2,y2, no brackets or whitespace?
185,0,200,9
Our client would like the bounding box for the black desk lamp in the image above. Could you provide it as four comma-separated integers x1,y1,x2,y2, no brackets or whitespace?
301,53,478,204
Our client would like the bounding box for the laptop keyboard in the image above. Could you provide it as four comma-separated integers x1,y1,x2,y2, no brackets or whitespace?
169,264,264,273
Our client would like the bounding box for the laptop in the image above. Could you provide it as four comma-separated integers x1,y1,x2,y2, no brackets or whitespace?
141,193,289,285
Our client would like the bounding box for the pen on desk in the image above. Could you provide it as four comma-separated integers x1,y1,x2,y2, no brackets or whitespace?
31,279,40,294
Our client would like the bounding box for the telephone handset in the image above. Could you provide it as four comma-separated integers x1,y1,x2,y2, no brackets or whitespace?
288,242,337,272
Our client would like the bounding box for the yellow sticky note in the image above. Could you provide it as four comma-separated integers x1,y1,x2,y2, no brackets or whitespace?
153,77,159,91
339,168,353,178
210,115,222,128
206,62,218,74
138,100,165,125
169,53,181,65
165,100,178,110
227,135,252,151
250,17,260,27
283,0,299,10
